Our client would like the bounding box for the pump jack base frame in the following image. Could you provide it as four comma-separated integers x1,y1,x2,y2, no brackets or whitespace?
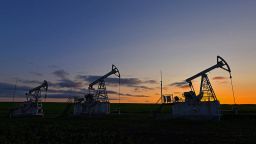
73,101,110,116
9,102,44,118
171,100,221,120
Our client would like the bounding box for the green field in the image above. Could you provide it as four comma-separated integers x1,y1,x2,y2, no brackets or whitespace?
0,103,256,144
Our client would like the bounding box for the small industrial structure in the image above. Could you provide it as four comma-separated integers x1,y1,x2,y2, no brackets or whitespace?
74,65,120,116
160,71,173,104
172,56,232,120
153,71,173,117
10,80,48,117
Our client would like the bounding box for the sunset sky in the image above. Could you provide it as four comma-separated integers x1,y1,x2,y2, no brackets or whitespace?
0,0,256,103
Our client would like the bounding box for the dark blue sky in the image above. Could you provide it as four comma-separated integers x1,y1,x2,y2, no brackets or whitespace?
0,0,256,103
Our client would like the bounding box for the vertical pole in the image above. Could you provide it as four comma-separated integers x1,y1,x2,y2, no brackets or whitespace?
12,79,17,103
118,77,121,115
160,71,163,104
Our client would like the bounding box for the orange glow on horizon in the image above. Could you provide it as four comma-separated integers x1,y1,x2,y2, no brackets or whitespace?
110,80,256,104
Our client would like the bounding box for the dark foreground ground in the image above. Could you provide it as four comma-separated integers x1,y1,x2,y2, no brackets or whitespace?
0,103,256,144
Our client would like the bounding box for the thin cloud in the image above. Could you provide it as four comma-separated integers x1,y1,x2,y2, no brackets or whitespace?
0,81,84,98
77,75,156,89
170,81,187,87
0,81,149,99
47,88,84,95
212,76,228,80
30,72,43,77
170,81,190,89
0,82,30,97
17,79,42,85
77,75,141,86
49,79,83,89
134,86,153,92
122,93,149,98
52,70,69,79
0,82,30,91
144,80,158,84
212,76,229,85
108,90,149,98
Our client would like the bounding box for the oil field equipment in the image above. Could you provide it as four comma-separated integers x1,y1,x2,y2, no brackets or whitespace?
10,80,48,117
172,56,233,120
74,65,120,116
157,71,173,104
153,71,173,117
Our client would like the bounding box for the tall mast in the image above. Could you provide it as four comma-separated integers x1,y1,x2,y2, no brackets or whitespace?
160,71,163,104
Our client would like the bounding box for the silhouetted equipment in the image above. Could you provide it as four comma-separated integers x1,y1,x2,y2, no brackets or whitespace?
160,71,163,103
172,56,232,120
74,65,120,116
163,95,172,103
185,56,231,102
153,71,173,117
174,96,180,102
10,80,48,117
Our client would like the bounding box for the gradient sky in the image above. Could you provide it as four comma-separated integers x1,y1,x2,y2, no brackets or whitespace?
0,0,256,103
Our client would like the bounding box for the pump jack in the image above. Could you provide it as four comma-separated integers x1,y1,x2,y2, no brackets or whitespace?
10,80,48,117
172,56,232,120
184,56,232,102
74,65,120,116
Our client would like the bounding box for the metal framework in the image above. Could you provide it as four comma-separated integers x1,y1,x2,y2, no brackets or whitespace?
199,74,217,101
10,80,48,117
185,56,231,102
87,64,120,102
26,80,48,103
26,80,48,114
73,65,120,116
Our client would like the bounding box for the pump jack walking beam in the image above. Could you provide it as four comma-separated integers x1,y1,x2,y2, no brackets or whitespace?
186,56,231,83
28,80,48,94
26,80,48,101
88,65,120,90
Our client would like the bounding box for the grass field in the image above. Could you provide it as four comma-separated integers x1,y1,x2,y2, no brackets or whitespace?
0,103,256,144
